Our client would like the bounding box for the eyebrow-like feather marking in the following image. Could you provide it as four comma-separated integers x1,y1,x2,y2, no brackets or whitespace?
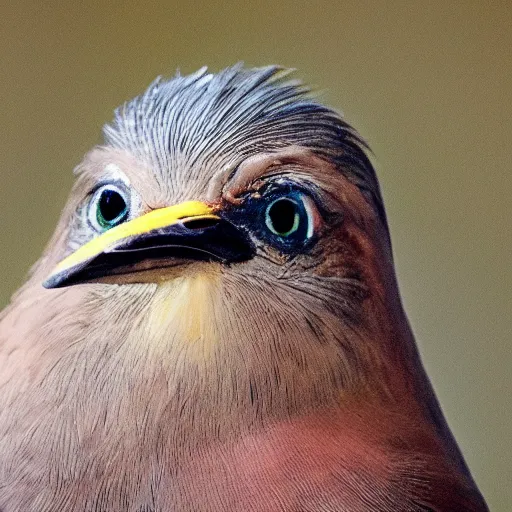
220,148,351,222
103,163,131,186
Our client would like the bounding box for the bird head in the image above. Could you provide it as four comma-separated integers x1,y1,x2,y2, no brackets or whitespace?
26,65,424,423
0,65,484,496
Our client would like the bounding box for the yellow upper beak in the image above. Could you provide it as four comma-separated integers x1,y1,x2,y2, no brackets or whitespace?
44,201,221,288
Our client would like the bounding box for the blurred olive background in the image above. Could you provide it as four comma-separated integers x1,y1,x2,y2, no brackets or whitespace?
1,1,510,508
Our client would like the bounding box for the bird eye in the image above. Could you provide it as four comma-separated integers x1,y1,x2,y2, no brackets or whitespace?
263,191,315,246
89,184,130,231
265,198,300,236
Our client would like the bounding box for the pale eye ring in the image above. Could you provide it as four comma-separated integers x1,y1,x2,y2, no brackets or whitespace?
88,183,130,231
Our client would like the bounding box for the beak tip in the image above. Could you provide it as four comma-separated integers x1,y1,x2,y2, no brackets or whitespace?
43,269,69,289
42,275,59,289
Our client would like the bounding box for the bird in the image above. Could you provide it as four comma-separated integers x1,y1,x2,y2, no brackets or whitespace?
0,64,488,511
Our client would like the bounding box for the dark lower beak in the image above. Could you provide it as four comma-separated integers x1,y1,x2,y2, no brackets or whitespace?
44,213,254,289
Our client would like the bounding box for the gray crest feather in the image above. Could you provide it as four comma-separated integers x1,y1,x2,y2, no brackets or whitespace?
103,64,386,225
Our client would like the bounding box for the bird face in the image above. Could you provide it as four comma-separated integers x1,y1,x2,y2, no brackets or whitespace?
41,67,389,310
26,67,402,420
37,146,390,408
44,146,380,323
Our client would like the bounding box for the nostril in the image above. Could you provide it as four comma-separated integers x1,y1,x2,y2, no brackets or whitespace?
182,218,219,230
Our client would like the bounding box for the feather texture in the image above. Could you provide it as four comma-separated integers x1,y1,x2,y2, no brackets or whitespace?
0,65,487,511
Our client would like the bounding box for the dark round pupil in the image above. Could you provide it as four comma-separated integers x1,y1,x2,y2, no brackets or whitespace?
268,199,297,234
99,190,126,222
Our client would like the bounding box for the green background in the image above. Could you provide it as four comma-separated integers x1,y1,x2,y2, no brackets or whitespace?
1,1,510,508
